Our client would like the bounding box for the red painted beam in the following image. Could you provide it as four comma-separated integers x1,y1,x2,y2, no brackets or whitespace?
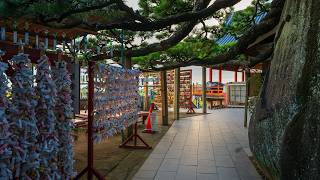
0,41,71,64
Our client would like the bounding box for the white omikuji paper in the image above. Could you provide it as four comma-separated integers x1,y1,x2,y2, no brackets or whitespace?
93,64,140,142
35,55,60,179
0,62,12,179
0,53,75,179
9,53,40,179
52,60,75,179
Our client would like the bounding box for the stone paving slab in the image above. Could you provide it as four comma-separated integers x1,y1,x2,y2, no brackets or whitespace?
133,109,262,180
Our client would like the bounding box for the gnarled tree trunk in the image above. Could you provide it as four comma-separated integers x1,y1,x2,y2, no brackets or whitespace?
249,0,320,179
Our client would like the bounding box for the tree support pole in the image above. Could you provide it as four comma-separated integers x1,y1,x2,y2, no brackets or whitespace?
161,71,169,125
125,57,133,137
202,67,207,113
143,78,149,111
174,68,180,120
120,30,126,142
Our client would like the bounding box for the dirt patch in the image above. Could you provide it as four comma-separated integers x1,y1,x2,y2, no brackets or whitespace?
74,111,203,180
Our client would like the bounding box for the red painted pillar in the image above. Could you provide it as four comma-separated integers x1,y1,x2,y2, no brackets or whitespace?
209,67,213,82
219,68,222,83
242,71,245,82
234,68,238,82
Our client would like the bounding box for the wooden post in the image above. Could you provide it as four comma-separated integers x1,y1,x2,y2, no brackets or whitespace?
83,34,88,52
44,30,49,49
244,70,251,128
161,71,169,125
125,56,132,68
53,33,57,50
71,62,80,114
202,67,207,113
24,23,29,45
1,27,5,40
125,57,133,138
13,31,17,44
120,30,125,66
144,76,149,111
174,68,180,120
62,33,66,51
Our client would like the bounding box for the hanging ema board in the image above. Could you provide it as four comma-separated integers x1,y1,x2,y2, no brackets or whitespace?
93,64,140,142
151,69,193,109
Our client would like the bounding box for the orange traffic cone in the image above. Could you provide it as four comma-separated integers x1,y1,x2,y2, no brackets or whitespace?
143,103,155,134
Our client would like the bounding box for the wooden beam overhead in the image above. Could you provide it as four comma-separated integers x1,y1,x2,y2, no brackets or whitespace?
0,19,97,40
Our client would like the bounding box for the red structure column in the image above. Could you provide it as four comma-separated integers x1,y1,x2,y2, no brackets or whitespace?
234,68,238,82
242,71,245,82
219,68,222,83
87,61,94,180
75,61,104,180
209,67,213,82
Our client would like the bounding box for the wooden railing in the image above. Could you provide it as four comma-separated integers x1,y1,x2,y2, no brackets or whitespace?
193,85,224,97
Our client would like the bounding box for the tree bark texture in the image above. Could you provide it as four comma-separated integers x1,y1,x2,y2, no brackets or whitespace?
249,0,320,179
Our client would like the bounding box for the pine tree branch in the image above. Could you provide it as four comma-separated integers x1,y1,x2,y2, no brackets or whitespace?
144,0,285,71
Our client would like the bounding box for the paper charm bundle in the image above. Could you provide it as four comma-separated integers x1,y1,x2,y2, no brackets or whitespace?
0,62,12,179
93,64,140,142
52,61,75,179
35,55,60,179
9,53,40,179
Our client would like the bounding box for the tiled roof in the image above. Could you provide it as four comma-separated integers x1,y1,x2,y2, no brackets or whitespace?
216,12,268,46
254,12,267,24
216,34,236,45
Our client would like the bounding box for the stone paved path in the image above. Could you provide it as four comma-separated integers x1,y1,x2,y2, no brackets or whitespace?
133,108,261,180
